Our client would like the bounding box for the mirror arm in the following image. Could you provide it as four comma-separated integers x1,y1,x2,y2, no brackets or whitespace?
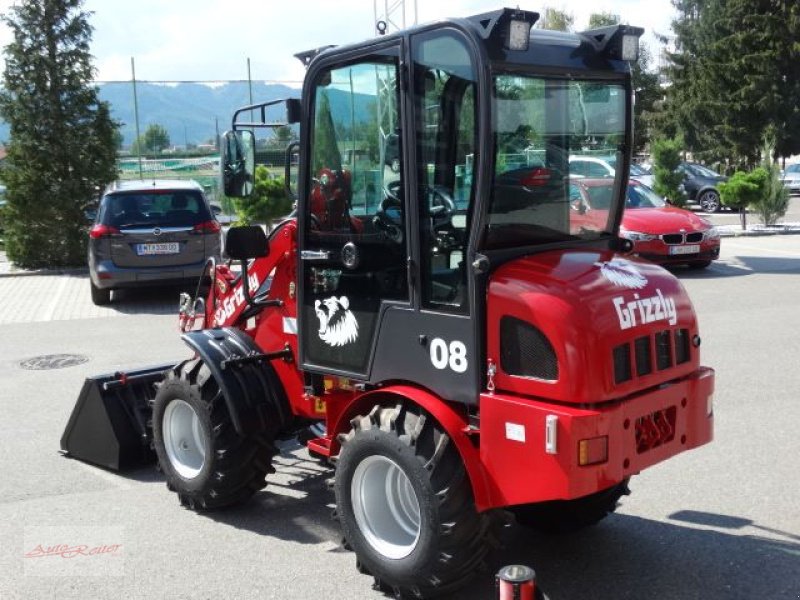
285,142,300,200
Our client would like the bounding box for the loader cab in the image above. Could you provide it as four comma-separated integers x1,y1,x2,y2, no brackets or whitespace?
223,10,641,404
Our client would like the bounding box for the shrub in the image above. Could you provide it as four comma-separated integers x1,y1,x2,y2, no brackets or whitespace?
232,165,293,226
752,163,789,227
719,168,766,229
651,137,686,207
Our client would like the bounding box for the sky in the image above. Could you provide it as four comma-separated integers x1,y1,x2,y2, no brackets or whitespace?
0,0,676,85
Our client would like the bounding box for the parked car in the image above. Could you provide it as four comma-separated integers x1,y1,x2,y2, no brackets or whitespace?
781,163,800,195
88,179,221,305
570,178,721,268
677,162,727,212
569,154,655,187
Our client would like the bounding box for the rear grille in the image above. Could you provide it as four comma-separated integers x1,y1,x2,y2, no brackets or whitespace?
655,330,673,370
613,344,632,384
634,336,652,376
674,329,691,364
613,328,691,384
500,317,558,380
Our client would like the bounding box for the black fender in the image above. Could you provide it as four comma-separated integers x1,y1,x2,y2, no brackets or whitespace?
181,327,291,436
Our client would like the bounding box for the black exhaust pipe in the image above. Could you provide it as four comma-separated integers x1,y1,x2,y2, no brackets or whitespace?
60,363,175,471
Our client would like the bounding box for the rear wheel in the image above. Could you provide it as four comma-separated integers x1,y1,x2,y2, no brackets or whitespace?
512,480,630,534
152,358,278,510
90,281,111,305
335,404,493,598
698,189,721,213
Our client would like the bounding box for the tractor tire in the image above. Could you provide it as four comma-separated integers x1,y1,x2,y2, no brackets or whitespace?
151,358,279,510
334,404,493,598
512,480,630,534
90,281,111,305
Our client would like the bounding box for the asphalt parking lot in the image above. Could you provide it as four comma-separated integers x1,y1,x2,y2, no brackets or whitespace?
1,234,799,599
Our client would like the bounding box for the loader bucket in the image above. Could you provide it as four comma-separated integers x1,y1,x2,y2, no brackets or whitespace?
60,363,174,471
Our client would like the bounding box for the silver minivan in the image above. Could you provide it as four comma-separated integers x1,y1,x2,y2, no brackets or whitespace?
88,179,221,305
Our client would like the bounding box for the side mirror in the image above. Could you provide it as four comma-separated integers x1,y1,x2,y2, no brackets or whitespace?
225,225,269,261
210,204,222,217
221,130,255,198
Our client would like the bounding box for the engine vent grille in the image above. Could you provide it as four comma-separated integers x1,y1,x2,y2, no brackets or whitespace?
500,316,558,381
613,328,691,385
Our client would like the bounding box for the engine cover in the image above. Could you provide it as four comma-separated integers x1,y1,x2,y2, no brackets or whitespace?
487,249,700,404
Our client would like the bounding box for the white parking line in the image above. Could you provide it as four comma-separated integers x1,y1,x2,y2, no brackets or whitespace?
724,240,800,256
41,275,69,321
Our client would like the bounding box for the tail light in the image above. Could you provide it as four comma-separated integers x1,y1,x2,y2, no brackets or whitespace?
89,224,121,239
520,168,552,187
193,220,221,234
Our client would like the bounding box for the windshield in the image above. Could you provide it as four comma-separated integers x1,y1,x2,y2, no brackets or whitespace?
626,182,666,209
630,163,648,176
485,75,626,250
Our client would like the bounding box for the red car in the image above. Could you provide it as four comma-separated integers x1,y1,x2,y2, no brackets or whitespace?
570,178,721,268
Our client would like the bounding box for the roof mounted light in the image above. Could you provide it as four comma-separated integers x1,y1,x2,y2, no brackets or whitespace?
468,8,539,52
507,15,533,51
620,33,640,61
581,24,645,62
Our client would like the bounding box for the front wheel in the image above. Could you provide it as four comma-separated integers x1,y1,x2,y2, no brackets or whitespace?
335,404,493,598
698,189,721,213
152,358,279,510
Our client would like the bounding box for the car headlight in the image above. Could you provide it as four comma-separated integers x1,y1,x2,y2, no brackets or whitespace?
704,226,720,241
620,229,658,242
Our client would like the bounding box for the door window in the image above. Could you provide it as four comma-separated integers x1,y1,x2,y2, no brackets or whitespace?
412,33,477,313
302,56,407,374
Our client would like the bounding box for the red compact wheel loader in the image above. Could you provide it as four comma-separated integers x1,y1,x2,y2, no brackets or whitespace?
62,8,713,598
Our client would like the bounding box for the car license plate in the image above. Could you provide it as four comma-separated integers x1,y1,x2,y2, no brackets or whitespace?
669,244,700,255
136,242,180,256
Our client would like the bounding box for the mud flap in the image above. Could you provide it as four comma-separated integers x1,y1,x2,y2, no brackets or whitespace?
60,363,175,471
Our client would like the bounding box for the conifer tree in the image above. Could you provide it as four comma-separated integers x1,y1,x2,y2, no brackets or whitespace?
0,0,119,268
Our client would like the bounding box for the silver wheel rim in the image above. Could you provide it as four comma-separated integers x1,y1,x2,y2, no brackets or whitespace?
701,192,718,210
163,399,207,479
351,455,421,559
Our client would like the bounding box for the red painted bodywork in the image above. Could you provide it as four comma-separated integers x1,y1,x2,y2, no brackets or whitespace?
189,220,714,512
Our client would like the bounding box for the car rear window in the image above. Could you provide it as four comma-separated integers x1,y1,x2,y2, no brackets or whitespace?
101,190,211,228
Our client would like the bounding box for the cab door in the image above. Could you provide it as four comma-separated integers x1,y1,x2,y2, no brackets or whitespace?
367,29,484,406
298,45,409,378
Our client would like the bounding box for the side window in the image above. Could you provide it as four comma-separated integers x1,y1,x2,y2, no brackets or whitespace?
587,162,611,178
412,32,477,313
571,160,587,177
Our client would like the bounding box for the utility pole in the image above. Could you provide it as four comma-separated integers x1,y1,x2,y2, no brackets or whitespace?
131,57,143,179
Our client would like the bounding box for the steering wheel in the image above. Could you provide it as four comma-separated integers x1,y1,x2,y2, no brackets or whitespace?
373,179,404,243
428,185,456,228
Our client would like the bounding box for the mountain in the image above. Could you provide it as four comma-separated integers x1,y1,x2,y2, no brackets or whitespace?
100,81,301,147
0,81,374,146
0,80,376,148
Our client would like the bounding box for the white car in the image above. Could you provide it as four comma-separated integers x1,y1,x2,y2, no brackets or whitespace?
569,155,655,188
782,163,800,194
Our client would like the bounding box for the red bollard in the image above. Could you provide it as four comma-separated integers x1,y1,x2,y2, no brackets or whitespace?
496,564,536,600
